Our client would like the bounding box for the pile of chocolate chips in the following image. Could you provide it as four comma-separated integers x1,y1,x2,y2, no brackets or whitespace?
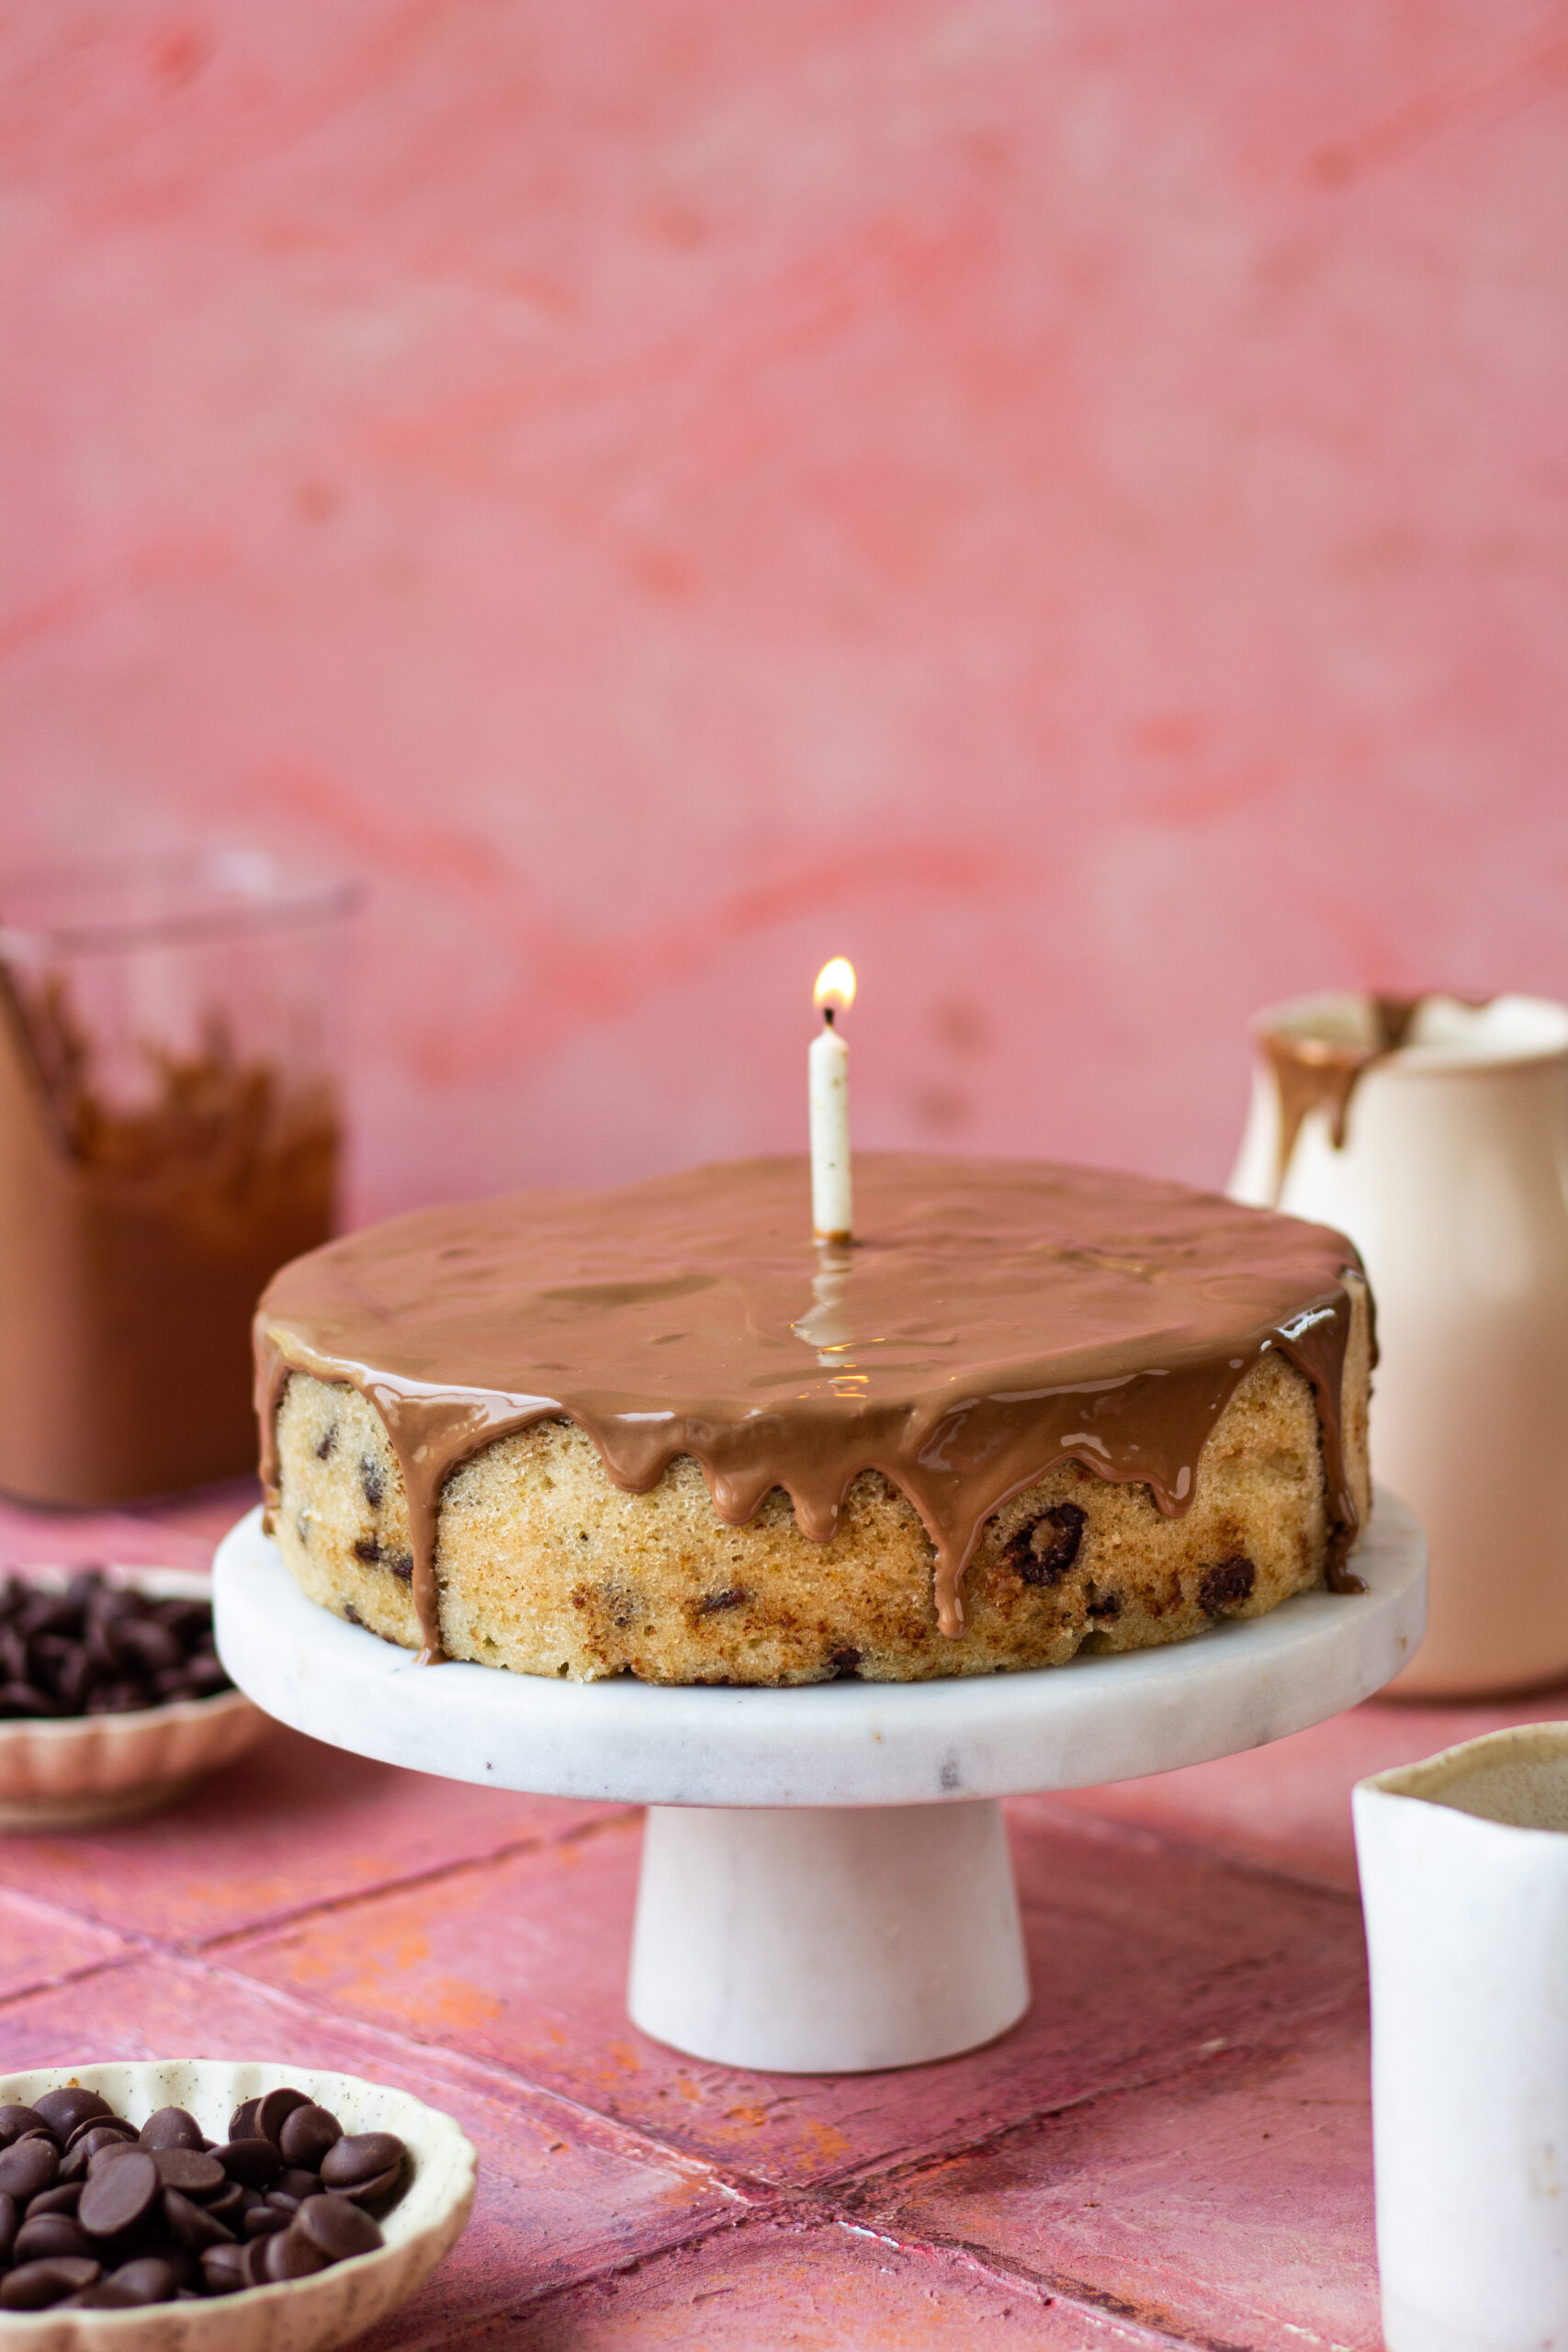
0,2085,408,2309
0,1570,231,1719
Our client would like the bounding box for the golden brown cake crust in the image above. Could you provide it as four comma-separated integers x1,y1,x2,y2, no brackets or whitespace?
270,1277,1371,1685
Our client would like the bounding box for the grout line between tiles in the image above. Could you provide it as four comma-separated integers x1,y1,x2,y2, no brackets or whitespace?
171,1949,767,2204
191,1801,643,1956
1010,1797,1364,1915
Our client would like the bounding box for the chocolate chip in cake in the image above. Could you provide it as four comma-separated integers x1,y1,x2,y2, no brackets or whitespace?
389,1550,414,1583
1199,1555,1258,1618
827,1646,862,1678
1086,1588,1122,1621
359,1458,384,1510
353,1536,382,1565
696,1588,748,1616
315,1423,338,1461
1006,1502,1087,1588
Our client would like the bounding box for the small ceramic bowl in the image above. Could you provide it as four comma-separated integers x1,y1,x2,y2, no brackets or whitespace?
0,2058,478,2348
0,1569,269,1831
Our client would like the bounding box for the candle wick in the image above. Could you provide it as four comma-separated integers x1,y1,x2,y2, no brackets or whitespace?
822,1005,836,1028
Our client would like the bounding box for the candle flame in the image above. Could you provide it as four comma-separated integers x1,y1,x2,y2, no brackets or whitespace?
813,957,856,1016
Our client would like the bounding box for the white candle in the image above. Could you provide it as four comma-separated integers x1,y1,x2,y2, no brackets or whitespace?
810,958,855,1241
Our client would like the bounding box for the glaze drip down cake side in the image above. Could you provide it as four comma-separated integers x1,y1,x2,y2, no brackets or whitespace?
254,1155,1372,1685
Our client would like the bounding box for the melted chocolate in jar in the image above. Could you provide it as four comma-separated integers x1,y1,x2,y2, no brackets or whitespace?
256,1155,1367,1659
0,966,337,1503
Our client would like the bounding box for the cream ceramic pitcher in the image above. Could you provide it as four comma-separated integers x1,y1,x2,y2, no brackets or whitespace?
1355,1724,1568,2350
1230,992,1568,1696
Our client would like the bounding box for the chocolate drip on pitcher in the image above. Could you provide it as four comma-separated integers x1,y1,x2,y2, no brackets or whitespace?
1259,995,1424,1194
255,1155,1368,1661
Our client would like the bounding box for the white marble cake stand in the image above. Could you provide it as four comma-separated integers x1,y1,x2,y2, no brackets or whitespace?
214,1491,1424,2075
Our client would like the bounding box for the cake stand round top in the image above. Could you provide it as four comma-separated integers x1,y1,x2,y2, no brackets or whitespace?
214,1489,1424,1808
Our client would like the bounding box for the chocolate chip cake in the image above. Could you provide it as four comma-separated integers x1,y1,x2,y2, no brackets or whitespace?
254,1154,1372,1684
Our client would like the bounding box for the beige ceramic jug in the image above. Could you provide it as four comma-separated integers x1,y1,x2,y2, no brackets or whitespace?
1230,992,1568,1696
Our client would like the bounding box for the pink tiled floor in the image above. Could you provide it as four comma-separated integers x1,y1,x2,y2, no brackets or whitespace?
0,1490,1558,2346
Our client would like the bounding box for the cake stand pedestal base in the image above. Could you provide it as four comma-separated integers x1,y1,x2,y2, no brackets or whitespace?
630,1799,1026,2070
216,1490,1424,2075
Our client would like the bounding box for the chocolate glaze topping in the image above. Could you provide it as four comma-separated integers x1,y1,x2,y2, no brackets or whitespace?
255,1153,1367,1660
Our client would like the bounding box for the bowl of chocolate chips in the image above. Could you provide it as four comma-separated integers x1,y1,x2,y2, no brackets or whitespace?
0,2061,476,2346
0,1568,267,1830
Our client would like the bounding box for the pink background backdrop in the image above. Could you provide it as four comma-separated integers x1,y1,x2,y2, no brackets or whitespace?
4,0,1565,1223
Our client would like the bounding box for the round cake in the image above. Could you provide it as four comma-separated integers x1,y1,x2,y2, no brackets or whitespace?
254,1153,1371,1684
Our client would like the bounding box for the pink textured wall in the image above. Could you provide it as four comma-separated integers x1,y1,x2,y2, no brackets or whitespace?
3,2,1565,1220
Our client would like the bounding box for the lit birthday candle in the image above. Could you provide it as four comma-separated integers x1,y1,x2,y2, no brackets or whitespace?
810,958,855,1242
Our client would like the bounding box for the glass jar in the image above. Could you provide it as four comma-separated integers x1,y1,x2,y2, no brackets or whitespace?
0,849,358,1503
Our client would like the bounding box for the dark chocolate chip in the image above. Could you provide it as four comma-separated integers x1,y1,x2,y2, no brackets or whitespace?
254,2086,310,2146
277,2104,342,2169
218,2135,283,2188
242,2205,290,2238
0,2190,17,2259
107,2256,180,2304
241,2234,273,2286
0,2256,102,2308
140,2105,204,2151
78,2147,159,2237
204,2178,246,2221
0,2137,59,2199
0,2103,45,2147
32,2087,113,2138
319,2132,405,2197
152,2146,225,2198
1006,1501,1088,1589
14,2211,94,2263
26,2182,81,2216
228,2096,262,2140
162,2188,236,2251
65,2112,137,2153
263,2222,331,2280
199,2243,249,2294
273,2167,322,2202
1199,1555,1258,1618
298,2192,383,2260
59,2281,141,2307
